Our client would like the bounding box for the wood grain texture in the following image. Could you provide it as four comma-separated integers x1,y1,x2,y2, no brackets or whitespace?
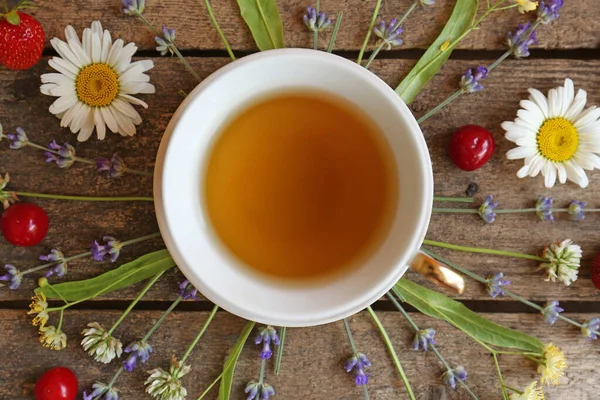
1,57,600,302
29,0,600,52
1,310,597,399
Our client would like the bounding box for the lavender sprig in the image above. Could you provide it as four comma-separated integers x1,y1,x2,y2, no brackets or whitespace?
342,318,372,400
303,4,331,50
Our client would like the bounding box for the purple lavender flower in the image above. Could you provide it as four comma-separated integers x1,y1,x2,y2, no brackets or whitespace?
0,264,22,290
303,6,331,32
413,328,436,351
535,196,554,221
507,22,538,58
45,140,76,168
478,195,498,223
255,326,280,359
541,300,564,325
460,66,488,93
245,381,275,400
373,18,403,50
7,127,28,149
83,382,119,400
90,236,123,262
537,0,564,24
485,272,510,298
568,200,586,221
442,366,467,390
178,279,199,301
155,26,176,56
581,317,599,340
123,340,153,371
39,249,68,278
122,0,145,15
96,154,127,178
345,352,371,386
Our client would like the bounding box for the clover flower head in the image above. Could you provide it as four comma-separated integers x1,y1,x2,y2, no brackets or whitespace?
0,174,18,210
373,18,403,50
538,239,582,285
145,357,190,400
81,322,123,363
91,236,123,262
255,325,280,359
0,264,22,290
96,154,127,178
412,328,436,351
478,195,498,223
303,6,331,32
122,0,145,15
535,196,554,221
45,140,76,169
581,317,599,340
442,366,467,390
509,381,545,400
345,352,371,386
39,325,67,350
485,272,511,298
83,382,120,400
507,22,538,58
538,343,567,386
245,381,275,400
568,200,586,221
541,300,564,325
7,127,28,149
123,340,153,371
178,279,199,301
460,66,488,93
28,292,49,328
537,0,563,24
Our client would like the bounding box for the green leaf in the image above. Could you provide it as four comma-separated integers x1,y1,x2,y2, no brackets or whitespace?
36,250,176,301
235,0,285,50
219,321,256,400
394,279,544,353
4,11,21,25
395,0,478,103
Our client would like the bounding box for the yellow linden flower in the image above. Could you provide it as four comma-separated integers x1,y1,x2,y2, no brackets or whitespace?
514,0,538,13
538,343,567,386
28,293,49,328
509,381,545,399
39,326,67,351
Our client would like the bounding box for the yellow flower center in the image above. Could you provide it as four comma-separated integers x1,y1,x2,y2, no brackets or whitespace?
76,63,119,107
536,117,578,162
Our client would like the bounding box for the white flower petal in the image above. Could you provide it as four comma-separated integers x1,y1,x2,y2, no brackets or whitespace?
519,99,546,124
41,73,73,85
547,87,560,118
112,98,140,120
543,162,557,188
529,157,546,177
49,93,78,115
77,124,95,142
516,164,531,178
101,107,119,133
556,163,567,183
515,136,536,147
528,88,549,118
91,21,103,36
516,109,545,129
564,89,587,121
42,83,74,97
82,27,92,56
564,161,589,188
573,153,598,170
121,59,154,75
514,117,542,133
107,39,124,69
40,83,57,96
120,82,155,95
71,104,92,133
91,33,102,63
112,108,136,136
506,146,537,159
573,106,600,129
94,108,106,140
61,101,84,128
100,30,112,63
67,33,91,66
51,38,83,68
578,121,600,135
562,78,575,113
49,58,78,79
64,25,82,47
114,43,138,73
119,93,148,108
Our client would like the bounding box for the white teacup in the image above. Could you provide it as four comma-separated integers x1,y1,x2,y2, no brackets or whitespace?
154,49,433,327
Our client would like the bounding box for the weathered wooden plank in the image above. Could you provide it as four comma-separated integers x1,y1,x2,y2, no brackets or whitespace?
1,57,600,302
29,0,600,52
1,310,597,399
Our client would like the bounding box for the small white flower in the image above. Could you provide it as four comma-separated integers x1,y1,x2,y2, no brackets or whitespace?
503,78,600,188
81,322,123,364
538,239,582,286
40,21,155,141
145,358,190,400
39,325,67,351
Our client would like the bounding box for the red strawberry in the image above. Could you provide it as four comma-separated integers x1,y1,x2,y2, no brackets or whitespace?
0,11,44,70
592,253,600,290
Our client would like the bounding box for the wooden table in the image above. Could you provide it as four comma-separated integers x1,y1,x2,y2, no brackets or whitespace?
1,1,599,399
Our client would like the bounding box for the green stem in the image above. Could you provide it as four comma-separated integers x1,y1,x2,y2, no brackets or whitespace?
492,352,509,400
503,385,522,395
362,384,370,400
108,367,124,387
258,357,266,384
135,12,162,36
197,371,224,400
203,0,236,60
417,90,463,124
356,0,382,64
143,297,183,341
487,50,511,71
274,326,286,375
342,318,358,353
107,271,165,335
170,45,202,82
14,191,153,202
314,0,320,50
180,304,219,363
433,196,475,203
432,208,478,214
422,239,547,262
366,306,416,400
327,12,343,53
56,308,65,331
398,1,418,26
363,42,384,69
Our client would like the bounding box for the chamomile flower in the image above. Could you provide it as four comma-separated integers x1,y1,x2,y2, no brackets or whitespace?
509,381,545,399
40,21,155,141
503,78,600,188
39,325,67,351
538,343,567,386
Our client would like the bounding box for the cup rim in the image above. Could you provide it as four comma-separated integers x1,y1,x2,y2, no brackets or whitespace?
154,48,433,326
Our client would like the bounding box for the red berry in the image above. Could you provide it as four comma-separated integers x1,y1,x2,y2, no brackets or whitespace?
34,367,78,400
1,203,49,246
0,11,45,70
448,125,495,171
591,253,600,290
